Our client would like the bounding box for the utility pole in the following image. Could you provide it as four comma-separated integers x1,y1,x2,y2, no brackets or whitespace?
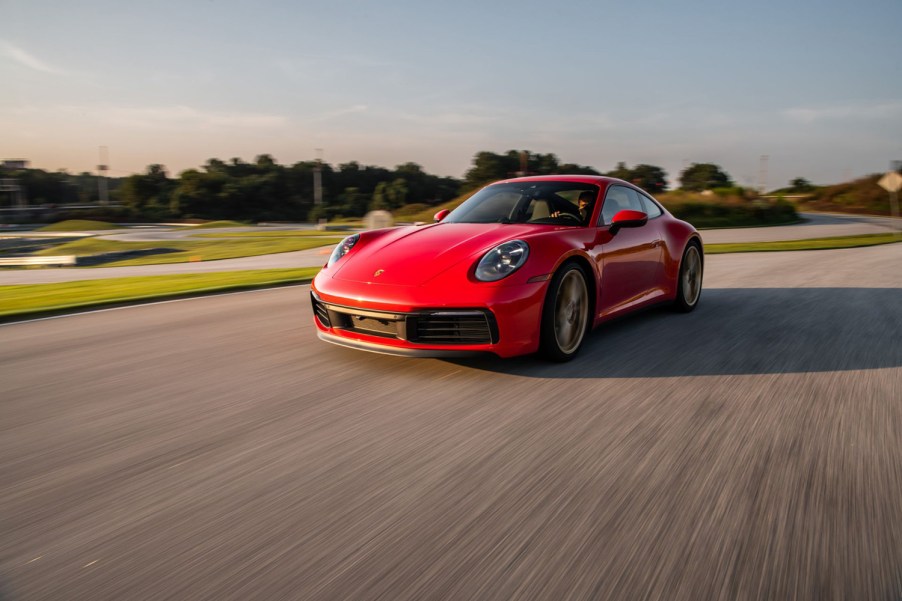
97,146,109,205
758,154,769,194
313,148,323,207
518,151,528,177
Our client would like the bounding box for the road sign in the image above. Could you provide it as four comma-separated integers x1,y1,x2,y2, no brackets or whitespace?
878,171,902,193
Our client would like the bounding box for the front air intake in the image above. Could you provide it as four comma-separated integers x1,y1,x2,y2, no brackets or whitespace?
408,311,496,345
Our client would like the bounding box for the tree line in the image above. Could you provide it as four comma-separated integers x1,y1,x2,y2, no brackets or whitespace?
1,151,746,221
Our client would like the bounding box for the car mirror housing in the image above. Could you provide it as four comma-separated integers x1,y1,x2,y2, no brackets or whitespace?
609,209,648,234
434,209,450,223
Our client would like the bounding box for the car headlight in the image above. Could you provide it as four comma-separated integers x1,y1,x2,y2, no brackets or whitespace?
475,240,529,282
327,234,360,267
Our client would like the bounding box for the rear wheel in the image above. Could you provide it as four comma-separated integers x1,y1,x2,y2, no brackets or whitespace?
540,263,590,361
673,242,703,312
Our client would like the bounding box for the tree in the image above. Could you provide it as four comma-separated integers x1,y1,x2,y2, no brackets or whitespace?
558,163,601,176
679,163,732,191
789,177,814,192
464,151,518,189
530,152,560,175
386,178,408,208
120,164,173,216
339,187,369,216
630,164,668,194
255,154,277,169
370,181,389,210
606,162,632,181
464,150,602,190
605,163,667,193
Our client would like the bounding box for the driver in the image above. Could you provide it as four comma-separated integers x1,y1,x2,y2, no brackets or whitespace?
552,191,595,224
576,191,594,222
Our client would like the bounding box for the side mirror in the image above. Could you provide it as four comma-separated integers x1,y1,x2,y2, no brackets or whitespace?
434,209,450,223
609,209,647,235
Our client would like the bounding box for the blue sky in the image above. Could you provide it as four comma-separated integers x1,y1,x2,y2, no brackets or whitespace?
2,0,901,188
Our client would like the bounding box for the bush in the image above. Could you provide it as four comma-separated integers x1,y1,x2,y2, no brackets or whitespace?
666,199,798,228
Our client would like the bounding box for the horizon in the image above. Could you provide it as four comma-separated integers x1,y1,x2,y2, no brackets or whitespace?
3,0,901,188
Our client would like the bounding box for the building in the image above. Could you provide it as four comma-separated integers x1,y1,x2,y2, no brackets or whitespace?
2,159,30,170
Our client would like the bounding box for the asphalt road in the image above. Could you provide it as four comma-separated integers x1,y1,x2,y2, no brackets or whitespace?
699,211,900,243
1,244,901,600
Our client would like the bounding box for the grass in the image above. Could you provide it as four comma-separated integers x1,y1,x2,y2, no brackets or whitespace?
190,220,251,229
38,220,118,231
190,230,347,239
706,233,901,254
402,191,475,222
0,268,320,319
35,235,342,267
327,217,365,225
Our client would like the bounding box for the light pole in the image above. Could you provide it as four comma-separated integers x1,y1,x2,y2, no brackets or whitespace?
314,148,323,208
97,146,109,205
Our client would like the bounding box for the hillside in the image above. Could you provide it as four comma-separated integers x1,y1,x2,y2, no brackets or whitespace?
400,191,476,222
792,174,896,216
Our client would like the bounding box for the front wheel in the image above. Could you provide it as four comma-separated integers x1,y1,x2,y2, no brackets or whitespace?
673,242,703,312
540,263,590,361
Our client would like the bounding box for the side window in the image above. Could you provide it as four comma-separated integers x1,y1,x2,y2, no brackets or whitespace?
599,185,644,225
640,193,663,218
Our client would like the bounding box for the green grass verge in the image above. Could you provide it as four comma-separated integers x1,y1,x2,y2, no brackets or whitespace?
190,230,347,239
35,235,342,267
38,220,118,231
190,220,251,229
706,233,901,254
0,268,319,319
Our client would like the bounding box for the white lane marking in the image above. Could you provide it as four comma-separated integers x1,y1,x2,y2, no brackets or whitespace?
25,556,42,564
83,560,98,568
0,284,311,328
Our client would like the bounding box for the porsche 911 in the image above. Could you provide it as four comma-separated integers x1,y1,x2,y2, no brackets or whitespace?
310,175,703,361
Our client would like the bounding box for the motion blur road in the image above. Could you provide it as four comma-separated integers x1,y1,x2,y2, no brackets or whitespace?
2,244,901,600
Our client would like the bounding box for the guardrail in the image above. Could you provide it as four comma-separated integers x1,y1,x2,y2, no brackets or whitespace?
0,255,76,266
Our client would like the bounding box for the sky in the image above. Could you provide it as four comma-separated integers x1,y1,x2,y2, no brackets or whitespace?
2,0,901,188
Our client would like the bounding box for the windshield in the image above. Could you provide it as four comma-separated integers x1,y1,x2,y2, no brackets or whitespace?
444,182,600,226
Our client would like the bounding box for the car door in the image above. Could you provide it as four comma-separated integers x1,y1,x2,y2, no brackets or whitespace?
593,185,663,318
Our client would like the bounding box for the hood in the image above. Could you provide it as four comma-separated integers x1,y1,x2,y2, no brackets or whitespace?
331,222,541,285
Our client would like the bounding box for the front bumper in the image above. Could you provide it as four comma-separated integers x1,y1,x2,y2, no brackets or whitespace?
316,330,492,358
310,275,548,358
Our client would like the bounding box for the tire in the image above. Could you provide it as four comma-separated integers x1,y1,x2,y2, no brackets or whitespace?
540,262,590,361
673,241,703,312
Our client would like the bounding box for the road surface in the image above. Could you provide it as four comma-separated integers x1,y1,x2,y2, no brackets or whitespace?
699,211,900,243
1,244,900,600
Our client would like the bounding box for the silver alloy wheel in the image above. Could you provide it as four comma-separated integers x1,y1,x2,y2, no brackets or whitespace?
682,245,702,306
554,269,589,354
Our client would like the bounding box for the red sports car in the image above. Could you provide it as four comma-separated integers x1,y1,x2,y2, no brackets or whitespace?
310,175,703,361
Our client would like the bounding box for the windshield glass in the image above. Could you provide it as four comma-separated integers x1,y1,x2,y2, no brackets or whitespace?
444,182,600,226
